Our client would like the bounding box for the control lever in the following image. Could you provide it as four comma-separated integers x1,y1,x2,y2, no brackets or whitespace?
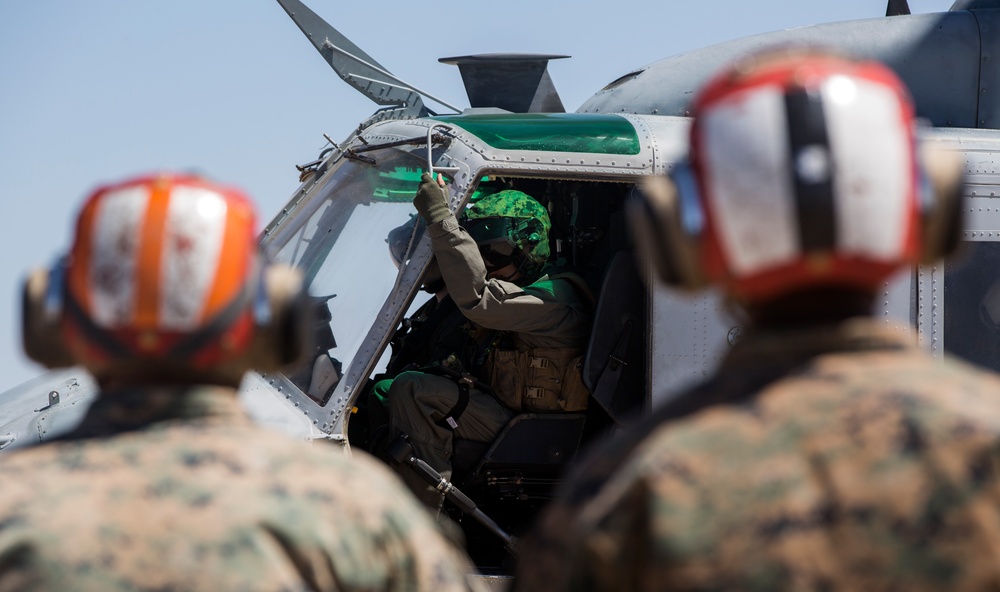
385,434,518,556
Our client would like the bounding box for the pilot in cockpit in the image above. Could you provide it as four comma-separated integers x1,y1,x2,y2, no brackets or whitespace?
373,174,594,512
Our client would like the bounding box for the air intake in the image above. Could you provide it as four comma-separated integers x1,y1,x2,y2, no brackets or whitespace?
439,53,568,113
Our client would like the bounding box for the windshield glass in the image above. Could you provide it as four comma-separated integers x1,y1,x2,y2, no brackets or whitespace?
267,146,431,406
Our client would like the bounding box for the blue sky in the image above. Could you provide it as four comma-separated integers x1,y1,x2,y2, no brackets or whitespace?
0,0,948,391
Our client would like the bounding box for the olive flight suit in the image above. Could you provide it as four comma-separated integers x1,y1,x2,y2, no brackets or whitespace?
388,213,592,508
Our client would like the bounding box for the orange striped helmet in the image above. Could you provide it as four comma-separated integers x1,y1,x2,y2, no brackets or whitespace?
60,173,264,374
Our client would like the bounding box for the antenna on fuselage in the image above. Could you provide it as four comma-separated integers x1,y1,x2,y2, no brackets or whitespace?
276,0,462,115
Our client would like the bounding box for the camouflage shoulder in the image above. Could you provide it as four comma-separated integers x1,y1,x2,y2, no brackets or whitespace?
0,443,64,498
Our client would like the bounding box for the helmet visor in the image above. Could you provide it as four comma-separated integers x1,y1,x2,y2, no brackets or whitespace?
461,217,516,249
462,217,518,269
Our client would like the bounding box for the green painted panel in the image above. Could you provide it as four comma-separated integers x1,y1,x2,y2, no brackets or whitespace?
432,113,640,155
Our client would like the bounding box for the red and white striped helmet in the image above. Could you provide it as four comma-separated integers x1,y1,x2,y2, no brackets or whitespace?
636,50,936,302
61,173,263,372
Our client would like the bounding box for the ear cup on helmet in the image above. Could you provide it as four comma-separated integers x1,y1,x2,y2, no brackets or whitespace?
630,170,707,290
918,143,966,264
238,263,311,374
21,267,75,369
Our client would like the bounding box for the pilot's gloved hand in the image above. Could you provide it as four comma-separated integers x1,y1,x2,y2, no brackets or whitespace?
413,173,451,224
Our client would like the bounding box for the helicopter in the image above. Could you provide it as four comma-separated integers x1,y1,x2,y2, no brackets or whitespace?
5,0,1000,578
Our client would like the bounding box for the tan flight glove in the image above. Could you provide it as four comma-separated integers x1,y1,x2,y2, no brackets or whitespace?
413,173,452,225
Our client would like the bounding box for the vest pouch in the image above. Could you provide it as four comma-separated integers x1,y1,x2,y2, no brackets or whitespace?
488,347,591,412
522,348,589,413
488,349,525,411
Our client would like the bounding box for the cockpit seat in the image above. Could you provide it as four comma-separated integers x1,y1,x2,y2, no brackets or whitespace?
452,413,586,492
582,249,646,423
451,249,646,493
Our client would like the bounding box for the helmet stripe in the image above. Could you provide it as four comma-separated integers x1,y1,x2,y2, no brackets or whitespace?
86,185,148,328
784,86,836,252
204,196,255,322
160,185,229,329
135,180,171,330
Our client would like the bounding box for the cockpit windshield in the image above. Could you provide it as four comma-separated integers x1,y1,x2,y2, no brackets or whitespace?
265,146,432,406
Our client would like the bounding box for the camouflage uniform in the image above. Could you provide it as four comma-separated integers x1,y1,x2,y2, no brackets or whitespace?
0,385,483,592
388,212,592,507
514,319,1000,591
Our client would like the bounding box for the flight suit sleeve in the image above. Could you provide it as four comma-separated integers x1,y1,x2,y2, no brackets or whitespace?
426,214,588,342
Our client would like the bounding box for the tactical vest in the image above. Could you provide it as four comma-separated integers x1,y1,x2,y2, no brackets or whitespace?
483,271,594,413
486,346,589,412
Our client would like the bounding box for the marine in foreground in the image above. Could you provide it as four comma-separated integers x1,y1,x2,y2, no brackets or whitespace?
0,173,481,591
514,49,1000,591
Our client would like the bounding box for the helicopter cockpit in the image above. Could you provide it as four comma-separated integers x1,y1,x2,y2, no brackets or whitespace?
258,114,681,442
255,113,674,569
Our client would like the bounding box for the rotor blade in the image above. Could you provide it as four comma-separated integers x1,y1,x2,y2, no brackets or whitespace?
276,0,423,109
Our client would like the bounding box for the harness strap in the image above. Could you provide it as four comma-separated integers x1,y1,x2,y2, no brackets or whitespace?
436,377,472,431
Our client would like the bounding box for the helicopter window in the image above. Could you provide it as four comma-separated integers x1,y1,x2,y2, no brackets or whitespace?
433,114,641,155
944,241,1000,372
268,146,432,405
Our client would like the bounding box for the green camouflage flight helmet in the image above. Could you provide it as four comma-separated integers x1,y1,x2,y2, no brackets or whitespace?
461,189,551,279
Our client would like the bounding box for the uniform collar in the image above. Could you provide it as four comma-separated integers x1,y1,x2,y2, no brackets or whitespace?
720,318,917,373
61,384,251,439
